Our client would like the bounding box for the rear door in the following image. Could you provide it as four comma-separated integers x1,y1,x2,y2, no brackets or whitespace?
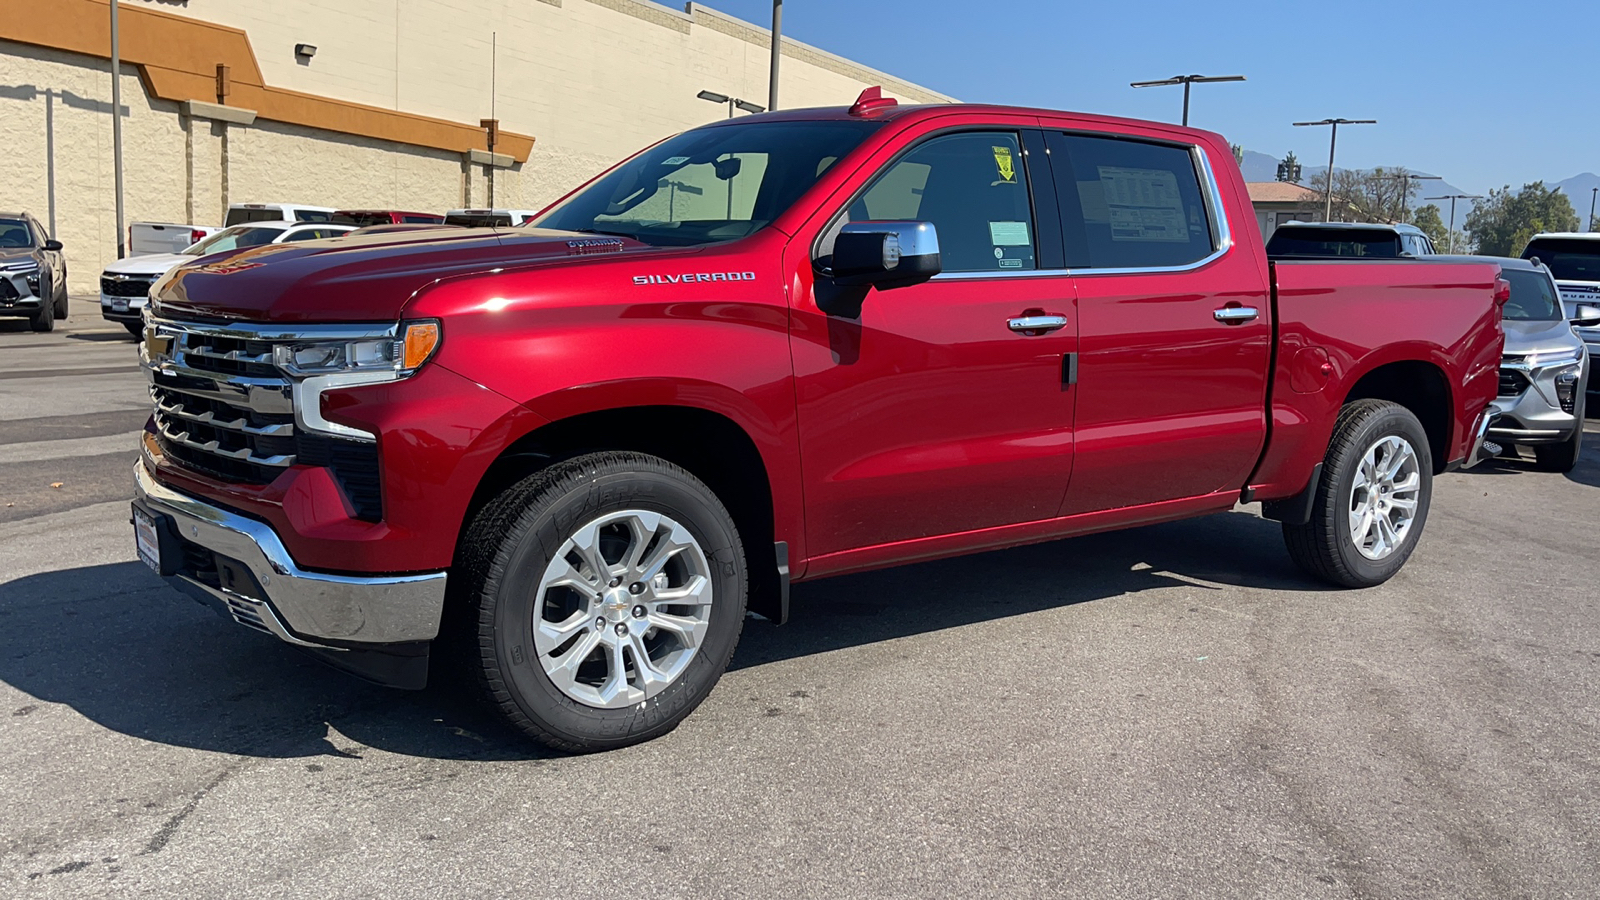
1045,127,1271,515
788,120,1079,558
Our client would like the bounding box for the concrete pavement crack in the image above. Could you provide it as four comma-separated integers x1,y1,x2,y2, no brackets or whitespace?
141,769,233,855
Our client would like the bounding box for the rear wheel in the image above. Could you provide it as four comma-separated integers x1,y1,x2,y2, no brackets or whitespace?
457,451,747,752
1283,399,1433,588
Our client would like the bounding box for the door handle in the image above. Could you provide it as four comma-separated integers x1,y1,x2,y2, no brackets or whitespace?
1007,314,1069,334
1213,306,1260,324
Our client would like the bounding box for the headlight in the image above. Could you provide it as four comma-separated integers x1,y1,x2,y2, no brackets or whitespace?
1553,364,1582,414
25,272,40,295
274,320,441,376
1527,347,1584,368
0,261,39,272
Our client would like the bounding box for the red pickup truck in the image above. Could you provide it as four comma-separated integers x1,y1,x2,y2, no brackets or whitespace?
132,92,1505,751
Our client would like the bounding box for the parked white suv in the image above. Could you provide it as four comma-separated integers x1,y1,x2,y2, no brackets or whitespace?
101,221,354,337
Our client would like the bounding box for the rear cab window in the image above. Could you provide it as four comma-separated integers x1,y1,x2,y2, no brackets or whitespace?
1266,227,1402,259
1522,238,1600,283
1044,132,1216,269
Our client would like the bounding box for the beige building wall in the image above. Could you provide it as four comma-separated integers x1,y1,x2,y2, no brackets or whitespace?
1,1,953,294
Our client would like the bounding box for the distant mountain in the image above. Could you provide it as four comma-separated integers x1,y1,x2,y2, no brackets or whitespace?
1554,173,1600,226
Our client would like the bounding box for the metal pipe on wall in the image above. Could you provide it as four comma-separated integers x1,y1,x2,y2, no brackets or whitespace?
110,0,126,259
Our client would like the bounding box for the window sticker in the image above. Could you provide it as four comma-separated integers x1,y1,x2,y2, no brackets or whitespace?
1096,166,1188,242
992,146,1017,185
661,156,690,166
989,221,1031,246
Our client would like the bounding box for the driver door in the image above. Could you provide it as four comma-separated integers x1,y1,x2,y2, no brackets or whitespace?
787,124,1079,565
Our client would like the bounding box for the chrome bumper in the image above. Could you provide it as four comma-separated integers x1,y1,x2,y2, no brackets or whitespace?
1462,403,1499,469
133,458,447,647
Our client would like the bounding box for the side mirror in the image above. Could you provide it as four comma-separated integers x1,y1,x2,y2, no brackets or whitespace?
831,221,941,290
1573,305,1600,327
43,240,63,251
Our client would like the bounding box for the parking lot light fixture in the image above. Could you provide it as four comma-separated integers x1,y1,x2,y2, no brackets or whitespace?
1293,118,1377,221
1424,194,1484,253
1129,74,1246,127
697,89,763,119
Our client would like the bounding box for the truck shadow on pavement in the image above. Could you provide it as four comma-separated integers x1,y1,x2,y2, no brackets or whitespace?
0,509,1311,761
1462,422,1600,489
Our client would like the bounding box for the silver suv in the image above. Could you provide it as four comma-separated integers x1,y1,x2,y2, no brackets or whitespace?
1480,257,1594,472
1521,233,1600,396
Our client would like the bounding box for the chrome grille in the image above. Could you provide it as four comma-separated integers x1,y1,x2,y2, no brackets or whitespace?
101,275,156,298
144,316,388,520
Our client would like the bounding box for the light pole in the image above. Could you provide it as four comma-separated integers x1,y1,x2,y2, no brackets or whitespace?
1129,74,1245,127
696,90,765,120
1293,118,1377,221
768,1,782,112
1423,194,1482,253
1393,172,1440,221
1590,187,1597,232
110,0,126,259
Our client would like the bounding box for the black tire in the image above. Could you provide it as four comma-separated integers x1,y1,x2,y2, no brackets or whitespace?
28,300,54,332
1533,426,1582,473
53,273,68,320
456,451,747,752
125,322,144,340
1283,399,1433,588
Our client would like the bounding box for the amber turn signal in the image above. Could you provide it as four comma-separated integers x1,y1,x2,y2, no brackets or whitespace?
402,321,441,370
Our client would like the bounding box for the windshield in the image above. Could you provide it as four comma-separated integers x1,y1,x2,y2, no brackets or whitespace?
1501,269,1563,321
445,213,511,227
184,225,282,255
1522,238,1600,282
0,218,32,248
1266,227,1402,258
533,120,880,247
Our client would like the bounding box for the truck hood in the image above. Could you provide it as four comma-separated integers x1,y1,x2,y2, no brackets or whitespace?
104,252,190,277
1502,318,1584,356
150,227,660,323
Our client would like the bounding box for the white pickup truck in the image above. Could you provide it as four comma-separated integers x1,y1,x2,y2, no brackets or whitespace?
128,204,337,256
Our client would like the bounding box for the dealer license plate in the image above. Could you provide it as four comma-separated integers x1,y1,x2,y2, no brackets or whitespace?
112,299,129,312
134,507,161,574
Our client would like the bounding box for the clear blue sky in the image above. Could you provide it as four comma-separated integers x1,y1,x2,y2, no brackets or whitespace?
707,0,1598,194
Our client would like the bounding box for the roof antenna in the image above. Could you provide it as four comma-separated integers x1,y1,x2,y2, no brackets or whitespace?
849,86,898,117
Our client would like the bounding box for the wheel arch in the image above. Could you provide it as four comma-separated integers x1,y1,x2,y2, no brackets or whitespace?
460,401,789,623
1342,358,1454,473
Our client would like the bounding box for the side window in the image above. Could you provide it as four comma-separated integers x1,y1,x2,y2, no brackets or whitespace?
840,132,1037,274
295,210,332,222
282,228,326,242
1049,133,1216,269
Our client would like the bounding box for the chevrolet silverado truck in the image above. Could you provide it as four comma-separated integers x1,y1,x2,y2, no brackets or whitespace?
131,91,1506,752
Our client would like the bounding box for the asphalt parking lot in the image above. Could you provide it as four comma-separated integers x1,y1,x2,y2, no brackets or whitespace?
3,309,1598,899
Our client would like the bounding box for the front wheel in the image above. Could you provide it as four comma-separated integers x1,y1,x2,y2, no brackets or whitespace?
28,301,54,332
124,322,144,340
457,451,747,752
1533,426,1582,473
1283,399,1433,588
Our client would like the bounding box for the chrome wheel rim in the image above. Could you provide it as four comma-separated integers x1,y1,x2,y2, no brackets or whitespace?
1348,435,1421,561
533,510,713,709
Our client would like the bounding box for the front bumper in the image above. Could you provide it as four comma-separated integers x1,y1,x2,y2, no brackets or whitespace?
0,268,43,315
1490,354,1587,446
100,292,146,323
133,457,447,688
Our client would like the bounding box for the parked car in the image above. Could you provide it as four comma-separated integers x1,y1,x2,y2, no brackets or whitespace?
443,208,540,227
1265,221,1437,258
1452,257,1593,471
225,203,336,226
1521,232,1600,395
0,210,68,332
129,222,224,257
131,92,1506,752
103,221,355,337
331,210,446,227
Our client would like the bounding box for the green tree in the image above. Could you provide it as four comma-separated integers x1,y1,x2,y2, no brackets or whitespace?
1464,182,1579,256
1230,143,1244,166
1413,204,1448,248
1591,213,1599,233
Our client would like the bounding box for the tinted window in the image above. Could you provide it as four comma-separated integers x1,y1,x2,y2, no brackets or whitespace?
183,226,283,255
295,210,333,222
1501,269,1563,321
283,228,329,242
1050,134,1215,269
1266,227,1402,259
402,215,442,224
445,214,511,227
535,120,878,247
0,218,32,248
1522,238,1600,282
836,132,1036,273
225,208,292,226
